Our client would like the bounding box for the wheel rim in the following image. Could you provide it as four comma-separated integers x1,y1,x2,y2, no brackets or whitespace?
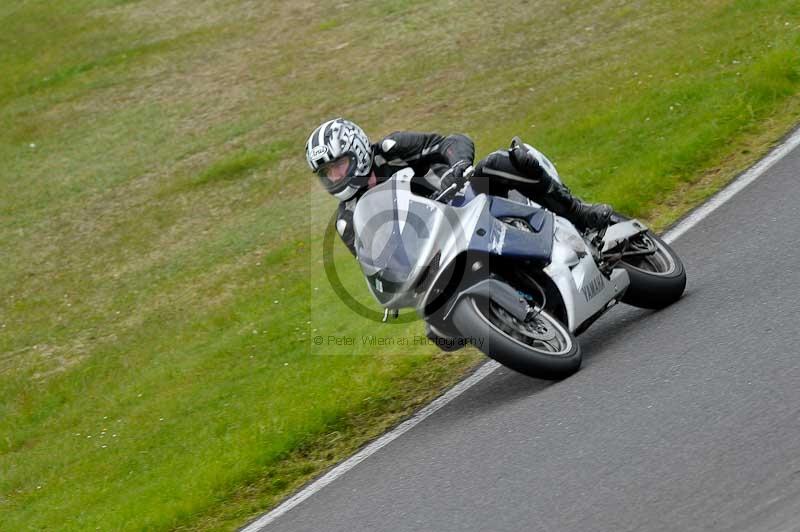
622,233,676,276
471,298,573,356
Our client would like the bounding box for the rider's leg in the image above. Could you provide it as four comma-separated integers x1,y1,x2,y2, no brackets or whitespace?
541,179,613,232
507,137,612,231
474,144,612,232
470,150,517,198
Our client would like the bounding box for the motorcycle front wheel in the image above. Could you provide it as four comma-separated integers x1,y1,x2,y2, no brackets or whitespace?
452,295,581,379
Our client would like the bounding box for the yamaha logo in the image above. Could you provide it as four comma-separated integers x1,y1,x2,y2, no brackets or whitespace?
581,274,605,302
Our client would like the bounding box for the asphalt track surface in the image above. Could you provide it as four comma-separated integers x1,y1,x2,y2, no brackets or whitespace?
254,135,800,532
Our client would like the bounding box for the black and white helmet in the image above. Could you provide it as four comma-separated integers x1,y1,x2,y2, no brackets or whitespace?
305,118,373,201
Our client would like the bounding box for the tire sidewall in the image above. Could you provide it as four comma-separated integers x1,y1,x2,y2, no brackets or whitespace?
452,296,581,379
620,230,687,309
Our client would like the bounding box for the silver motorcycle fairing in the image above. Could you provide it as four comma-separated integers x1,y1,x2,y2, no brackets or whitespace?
353,170,486,309
601,219,649,253
545,217,630,331
505,191,633,332
352,170,635,335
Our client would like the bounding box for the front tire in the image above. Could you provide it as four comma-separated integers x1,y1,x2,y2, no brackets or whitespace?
452,296,581,379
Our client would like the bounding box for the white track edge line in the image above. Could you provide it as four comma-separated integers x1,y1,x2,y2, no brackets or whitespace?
240,361,501,531
662,127,800,244
243,125,800,531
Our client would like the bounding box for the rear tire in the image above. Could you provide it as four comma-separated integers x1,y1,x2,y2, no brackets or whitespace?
452,296,581,379
619,229,686,309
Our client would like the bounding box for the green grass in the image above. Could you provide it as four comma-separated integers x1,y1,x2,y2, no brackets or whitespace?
174,140,293,190
1,0,799,530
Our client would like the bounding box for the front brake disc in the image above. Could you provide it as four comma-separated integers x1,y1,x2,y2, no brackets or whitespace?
524,317,557,341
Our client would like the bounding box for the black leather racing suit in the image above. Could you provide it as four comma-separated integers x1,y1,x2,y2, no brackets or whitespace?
335,131,475,255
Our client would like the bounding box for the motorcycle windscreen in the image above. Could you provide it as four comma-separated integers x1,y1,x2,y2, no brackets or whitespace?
353,183,439,304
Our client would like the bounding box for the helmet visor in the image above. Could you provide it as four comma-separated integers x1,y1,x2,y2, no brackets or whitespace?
316,154,357,192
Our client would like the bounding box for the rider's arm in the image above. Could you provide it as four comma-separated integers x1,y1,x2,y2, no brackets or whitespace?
376,132,475,169
335,201,358,257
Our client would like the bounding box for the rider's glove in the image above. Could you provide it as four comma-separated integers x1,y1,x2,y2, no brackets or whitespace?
439,160,473,192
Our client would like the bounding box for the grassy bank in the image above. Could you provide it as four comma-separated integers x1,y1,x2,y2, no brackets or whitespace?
1,0,799,530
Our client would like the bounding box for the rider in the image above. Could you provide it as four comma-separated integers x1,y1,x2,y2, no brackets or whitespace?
304,117,612,257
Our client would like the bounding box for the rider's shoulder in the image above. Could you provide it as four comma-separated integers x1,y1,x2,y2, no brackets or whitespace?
375,131,408,155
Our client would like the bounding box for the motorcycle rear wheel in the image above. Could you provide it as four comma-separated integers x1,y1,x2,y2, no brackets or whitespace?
452,295,581,379
619,229,686,309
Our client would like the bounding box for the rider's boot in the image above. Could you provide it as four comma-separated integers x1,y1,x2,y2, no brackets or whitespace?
541,180,613,233
508,137,612,232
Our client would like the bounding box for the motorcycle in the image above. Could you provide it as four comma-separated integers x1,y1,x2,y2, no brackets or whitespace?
351,143,686,379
